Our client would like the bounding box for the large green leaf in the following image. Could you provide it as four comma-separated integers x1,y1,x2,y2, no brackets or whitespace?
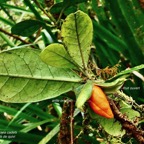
61,10,93,68
0,48,82,103
40,43,77,69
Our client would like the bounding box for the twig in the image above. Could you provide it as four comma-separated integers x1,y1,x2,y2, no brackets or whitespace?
33,0,56,23
56,7,66,25
110,99,144,144
116,91,144,113
0,28,35,48
74,130,83,142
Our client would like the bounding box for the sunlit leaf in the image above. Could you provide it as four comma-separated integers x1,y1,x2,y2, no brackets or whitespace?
61,10,93,68
0,48,82,103
40,43,77,69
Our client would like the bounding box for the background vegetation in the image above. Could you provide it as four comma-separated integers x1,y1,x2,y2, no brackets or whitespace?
0,0,144,143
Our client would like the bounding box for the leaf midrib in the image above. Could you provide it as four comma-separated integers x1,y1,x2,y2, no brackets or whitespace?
74,13,86,69
0,74,82,82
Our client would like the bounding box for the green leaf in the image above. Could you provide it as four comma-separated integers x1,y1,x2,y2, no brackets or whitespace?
0,48,82,103
50,0,87,14
111,64,144,79
50,2,64,14
52,103,62,117
2,3,32,13
38,124,59,144
76,80,93,110
11,20,43,37
106,1,144,65
120,100,140,121
23,0,57,42
94,64,144,94
61,10,93,68
94,77,127,94
21,119,55,133
0,0,10,3
3,131,43,144
40,43,77,69
99,118,125,137
8,103,31,127
63,0,87,6
0,105,38,122
0,16,14,26
89,109,125,136
93,21,128,53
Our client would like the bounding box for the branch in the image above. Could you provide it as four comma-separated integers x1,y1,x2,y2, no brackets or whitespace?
110,99,144,143
58,99,74,144
0,28,35,48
